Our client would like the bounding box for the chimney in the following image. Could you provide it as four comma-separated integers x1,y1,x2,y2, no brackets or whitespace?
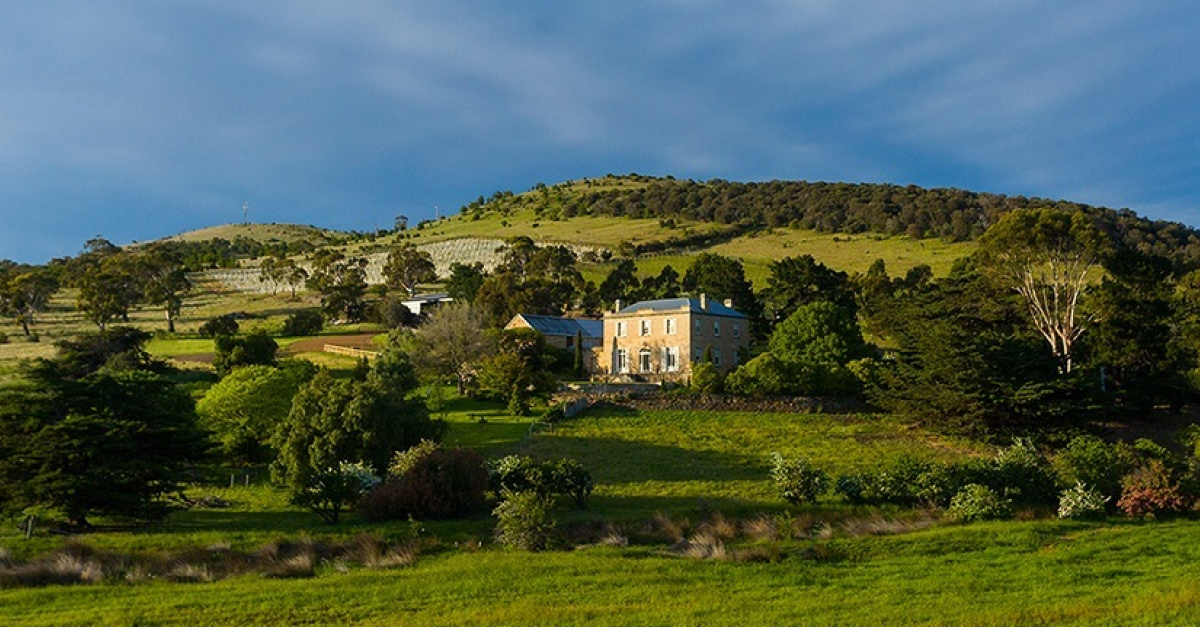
699,293,708,310
723,298,733,308
614,299,623,313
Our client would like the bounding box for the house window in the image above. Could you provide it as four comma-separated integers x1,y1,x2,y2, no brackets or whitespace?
616,321,627,337
616,349,628,373
566,335,574,347
713,321,721,337
733,323,739,339
640,319,651,336
665,318,677,335
693,349,703,363
639,348,652,373
664,347,679,372
713,348,722,367
694,319,702,335
733,349,741,366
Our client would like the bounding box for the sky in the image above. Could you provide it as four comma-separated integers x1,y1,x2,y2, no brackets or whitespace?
2,1,1200,263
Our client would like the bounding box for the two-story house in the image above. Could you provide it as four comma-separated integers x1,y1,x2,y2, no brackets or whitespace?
602,294,748,382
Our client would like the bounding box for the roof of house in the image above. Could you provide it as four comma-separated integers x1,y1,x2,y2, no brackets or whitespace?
401,293,452,304
614,297,748,319
513,314,603,339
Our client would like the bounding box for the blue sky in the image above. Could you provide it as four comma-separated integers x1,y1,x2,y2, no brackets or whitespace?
2,2,1199,263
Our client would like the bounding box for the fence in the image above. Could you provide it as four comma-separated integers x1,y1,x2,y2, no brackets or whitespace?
323,344,379,360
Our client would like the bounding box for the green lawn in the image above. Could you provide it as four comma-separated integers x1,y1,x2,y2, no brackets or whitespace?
4,520,1200,625
4,404,1200,625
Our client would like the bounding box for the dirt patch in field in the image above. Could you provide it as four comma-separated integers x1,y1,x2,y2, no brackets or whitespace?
282,333,383,355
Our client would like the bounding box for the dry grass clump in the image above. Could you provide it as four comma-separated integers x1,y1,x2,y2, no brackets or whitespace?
839,510,940,538
0,534,425,589
678,531,728,560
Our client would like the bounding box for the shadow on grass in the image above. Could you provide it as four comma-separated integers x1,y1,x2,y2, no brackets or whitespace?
524,435,768,484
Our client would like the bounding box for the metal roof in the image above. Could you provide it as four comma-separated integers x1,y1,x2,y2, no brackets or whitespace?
615,297,747,318
516,314,603,339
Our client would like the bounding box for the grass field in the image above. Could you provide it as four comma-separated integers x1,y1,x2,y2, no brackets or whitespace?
4,521,1200,625
7,404,1200,624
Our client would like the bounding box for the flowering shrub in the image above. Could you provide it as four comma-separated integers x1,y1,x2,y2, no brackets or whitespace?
770,453,829,505
486,455,594,509
1117,460,1190,519
1057,482,1109,520
948,484,1012,522
291,461,381,524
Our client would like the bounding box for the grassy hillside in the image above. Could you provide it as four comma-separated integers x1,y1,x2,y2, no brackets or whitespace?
3,404,1200,624
160,223,344,245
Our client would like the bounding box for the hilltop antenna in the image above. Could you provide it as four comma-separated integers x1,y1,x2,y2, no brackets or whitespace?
435,205,440,220
242,201,249,225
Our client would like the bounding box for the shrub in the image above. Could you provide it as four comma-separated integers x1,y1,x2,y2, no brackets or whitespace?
388,440,440,479
281,310,324,337
213,332,278,376
868,455,933,506
545,458,594,509
987,439,1059,507
489,455,547,494
834,473,868,504
198,314,239,338
360,448,489,521
0,331,8,344
1057,482,1109,520
725,354,793,397
290,461,381,524
1053,435,1133,501
493,490,557,551
1117,460,1191,519
948,484,1012,522
770,453,828,505
486,455,594,509
690,362,723,394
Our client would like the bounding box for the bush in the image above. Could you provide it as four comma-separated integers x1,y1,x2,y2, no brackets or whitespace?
290,461,381,524
986,439,1059,507
770,453,828,505
691,362,723,394
388,440,440,479
489,455,546,494
487,455,594,509
834,473,868,504
281,310,324,337
1057,482,1109,520
725,354,793,397
0,331,8,344
493,490,557,551
545,458,594,510
360,448,489,521
213,332,278,376
1053,435,1134,501
948,484,1012,522
1117,460,1191,519
867,455,933,506
198,314,239,338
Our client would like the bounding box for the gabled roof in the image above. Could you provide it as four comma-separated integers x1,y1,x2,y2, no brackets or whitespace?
515,314,603,339
615,297,747,319
401,293,452,304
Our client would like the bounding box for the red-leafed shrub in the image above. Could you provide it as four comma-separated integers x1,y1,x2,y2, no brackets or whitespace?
1117,460,1191,519
359,448,488,521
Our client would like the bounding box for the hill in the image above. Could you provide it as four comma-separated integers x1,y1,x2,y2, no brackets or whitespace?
387,174,1200,271
160,223,344,245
